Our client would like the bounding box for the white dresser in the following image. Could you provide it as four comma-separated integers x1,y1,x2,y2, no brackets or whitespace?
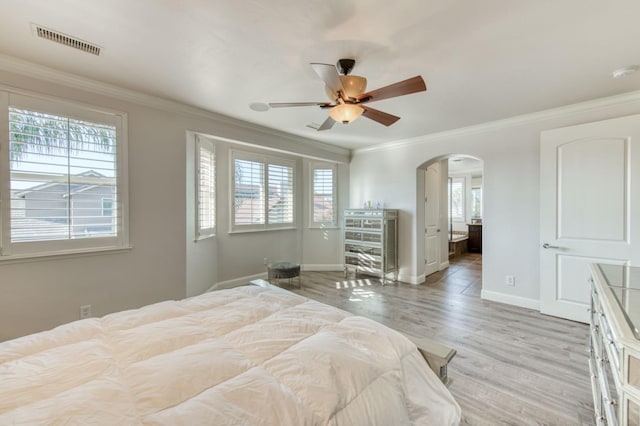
589,264,640,426
343,209,398,282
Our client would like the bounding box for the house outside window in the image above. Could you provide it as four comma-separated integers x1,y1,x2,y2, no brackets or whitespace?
231,150,295,231
310,163,337,227
102,198,114,217
0,91,128,257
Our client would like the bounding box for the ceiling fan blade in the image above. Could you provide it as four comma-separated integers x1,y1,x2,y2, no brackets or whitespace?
317,116,336,131
357,76,426,103
361,106,401,126
268,102,332,108
310,63,345,97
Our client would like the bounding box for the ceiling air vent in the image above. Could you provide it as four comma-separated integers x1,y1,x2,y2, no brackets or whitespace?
33,24,101,56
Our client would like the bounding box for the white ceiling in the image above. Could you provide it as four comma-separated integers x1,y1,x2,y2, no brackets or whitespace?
1,0,640,150
448,156,483,175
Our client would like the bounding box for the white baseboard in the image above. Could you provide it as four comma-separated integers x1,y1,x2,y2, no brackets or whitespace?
405,261,449,285
208,272,267,292
207,265,342,292
481,290,540,311
399,273,425,285
301,264,343,271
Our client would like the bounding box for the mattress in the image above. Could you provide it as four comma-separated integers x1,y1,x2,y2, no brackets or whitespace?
0,285,461,425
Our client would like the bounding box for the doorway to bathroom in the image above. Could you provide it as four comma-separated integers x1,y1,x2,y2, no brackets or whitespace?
423,155,483,297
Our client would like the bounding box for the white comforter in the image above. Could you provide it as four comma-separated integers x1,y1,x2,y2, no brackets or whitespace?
0,286,461,425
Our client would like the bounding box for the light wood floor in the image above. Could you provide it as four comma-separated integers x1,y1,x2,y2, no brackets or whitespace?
287,254,594,426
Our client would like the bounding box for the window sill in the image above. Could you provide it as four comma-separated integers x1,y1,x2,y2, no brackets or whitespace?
308,225,340,230
228,226,296,234
0,246,133,265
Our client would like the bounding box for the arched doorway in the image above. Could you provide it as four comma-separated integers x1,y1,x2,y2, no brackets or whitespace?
417,155,484,296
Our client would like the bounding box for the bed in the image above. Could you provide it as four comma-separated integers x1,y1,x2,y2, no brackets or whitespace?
0,285,461,425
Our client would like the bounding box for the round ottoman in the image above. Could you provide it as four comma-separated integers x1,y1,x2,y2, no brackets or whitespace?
267,262,301,288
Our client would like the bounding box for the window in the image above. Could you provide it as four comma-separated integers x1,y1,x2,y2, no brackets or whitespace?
102,198,114,217
471,187,482,219
310,163,337,227
449,177,464,221
0,92,128,257
196,137,216,238
231,150,295,231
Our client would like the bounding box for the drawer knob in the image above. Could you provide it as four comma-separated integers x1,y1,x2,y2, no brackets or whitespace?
604,397,618,406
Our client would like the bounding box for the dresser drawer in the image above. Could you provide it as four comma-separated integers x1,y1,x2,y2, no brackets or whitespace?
344,218,382,230
344,244,382,257
345,231,382,244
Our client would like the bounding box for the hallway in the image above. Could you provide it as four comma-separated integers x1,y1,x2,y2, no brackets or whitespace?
425,253,482,297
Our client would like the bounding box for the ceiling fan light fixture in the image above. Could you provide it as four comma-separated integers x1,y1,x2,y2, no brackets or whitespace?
340,75,367,99
329,104,364,124
323,75,367,101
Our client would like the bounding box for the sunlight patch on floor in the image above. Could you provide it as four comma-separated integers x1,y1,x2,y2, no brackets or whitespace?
335,279,373,289
348,288,377,302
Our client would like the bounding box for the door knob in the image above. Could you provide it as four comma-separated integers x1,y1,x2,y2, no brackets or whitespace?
542,243,561,249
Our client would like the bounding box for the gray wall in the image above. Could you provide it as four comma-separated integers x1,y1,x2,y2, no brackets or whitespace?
0,67,349,341
349,94,640,309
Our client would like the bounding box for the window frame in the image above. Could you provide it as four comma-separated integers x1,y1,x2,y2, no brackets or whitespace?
449,176,465,222
195,136,216,239
229,149,296,233
471,186,482,219
309,162,338,228
0,90,129,259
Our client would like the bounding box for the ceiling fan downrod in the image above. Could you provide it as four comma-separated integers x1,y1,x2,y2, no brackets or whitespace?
336,58,355,75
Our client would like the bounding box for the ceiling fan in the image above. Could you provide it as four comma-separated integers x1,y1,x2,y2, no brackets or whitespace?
268,59,427,131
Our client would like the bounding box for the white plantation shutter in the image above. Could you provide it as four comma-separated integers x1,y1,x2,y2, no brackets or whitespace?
1,92,128,257
267,164,293,224
196,138,216,237
311,164,336,226
234,158,265,225
231,151,295,231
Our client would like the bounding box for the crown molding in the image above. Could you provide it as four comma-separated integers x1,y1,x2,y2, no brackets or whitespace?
354,89,640,154
0,53,350,158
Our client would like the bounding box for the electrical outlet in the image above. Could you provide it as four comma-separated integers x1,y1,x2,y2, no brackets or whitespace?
505,275,515,287
80,304,92,319
264,257,268,265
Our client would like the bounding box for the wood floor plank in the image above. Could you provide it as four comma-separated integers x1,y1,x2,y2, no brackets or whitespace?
291,254,594,425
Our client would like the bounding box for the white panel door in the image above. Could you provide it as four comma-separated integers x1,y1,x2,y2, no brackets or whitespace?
540,114,640,323
425,163,440,276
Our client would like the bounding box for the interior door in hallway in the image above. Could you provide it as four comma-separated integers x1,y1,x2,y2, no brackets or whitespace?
425,162,440,276
540,114,640,323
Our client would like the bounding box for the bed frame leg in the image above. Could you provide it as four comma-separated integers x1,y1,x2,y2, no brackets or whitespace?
401,333,456,387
